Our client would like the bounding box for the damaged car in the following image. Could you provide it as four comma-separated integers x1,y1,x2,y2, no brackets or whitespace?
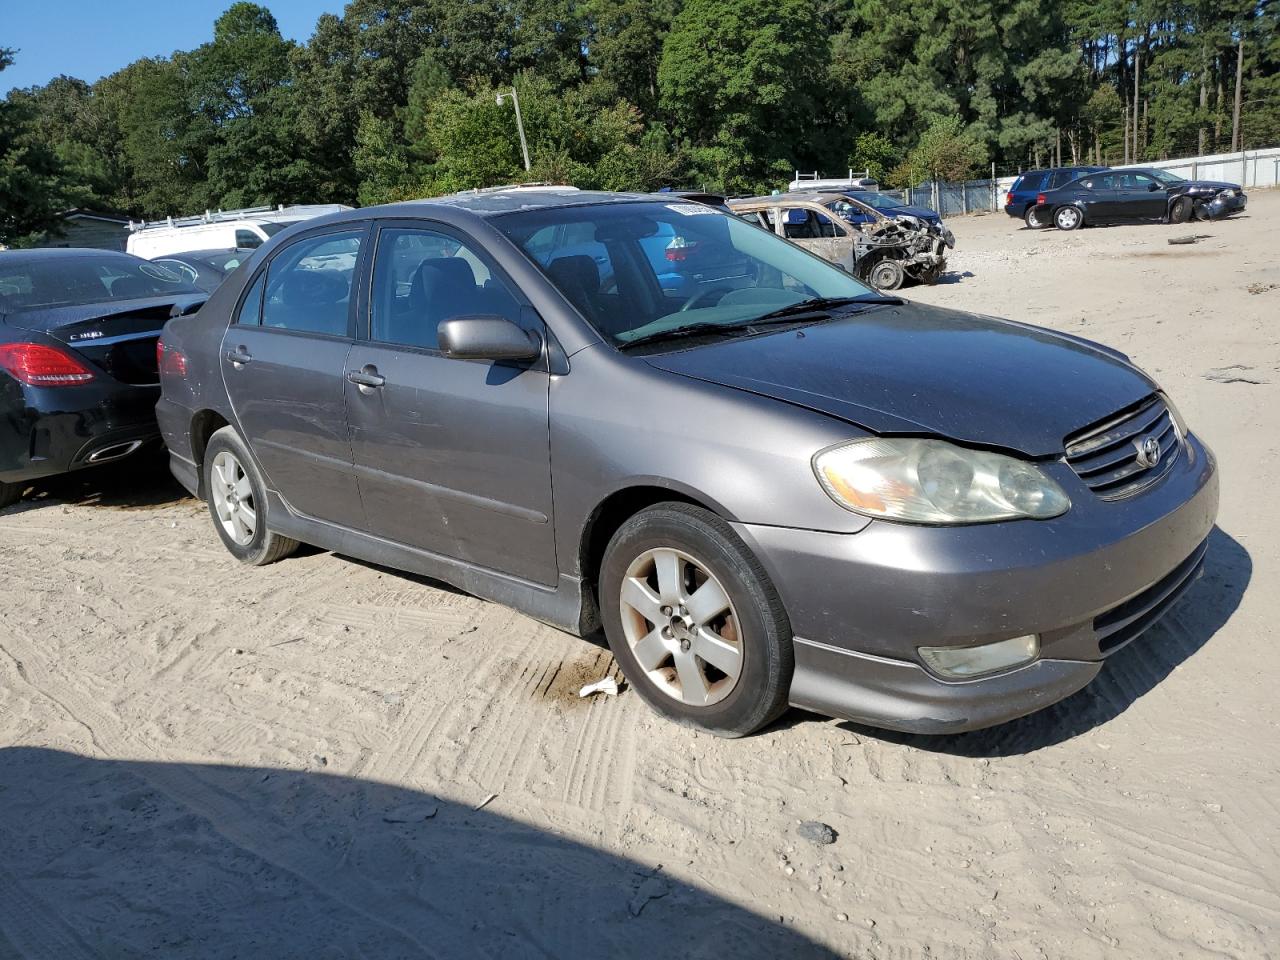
728,192,954,291
1031,168,1247,231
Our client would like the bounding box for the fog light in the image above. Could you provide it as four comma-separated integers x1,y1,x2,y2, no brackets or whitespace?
918,635,1039,679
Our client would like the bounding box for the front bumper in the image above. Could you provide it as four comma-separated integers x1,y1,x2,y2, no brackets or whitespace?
734,433,1219,733
0,379,161,484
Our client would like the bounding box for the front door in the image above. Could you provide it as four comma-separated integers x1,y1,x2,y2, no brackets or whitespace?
220,226,366,527
344,222,557,586
1114,171,1168,220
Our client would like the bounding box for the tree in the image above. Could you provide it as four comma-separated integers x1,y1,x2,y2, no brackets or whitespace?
658,0,828,192
892,115,987,187
848,132,898,181
586,0,680,114
0,50,70,246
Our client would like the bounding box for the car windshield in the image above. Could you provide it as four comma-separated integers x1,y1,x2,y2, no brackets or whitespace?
846,192,905,210
193,251,248,272
1149,169,1186,186
496,201,875,349
0,256,199,313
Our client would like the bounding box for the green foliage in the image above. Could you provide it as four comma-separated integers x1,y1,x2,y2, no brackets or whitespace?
658,0,828,192
848,132,898,182
3,0,1278,228
0,50,69,246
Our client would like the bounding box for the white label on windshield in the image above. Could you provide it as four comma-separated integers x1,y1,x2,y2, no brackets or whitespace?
666,203,716,216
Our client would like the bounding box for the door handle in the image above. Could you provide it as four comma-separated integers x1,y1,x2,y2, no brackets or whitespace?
225,347,253,366
347,366,385,390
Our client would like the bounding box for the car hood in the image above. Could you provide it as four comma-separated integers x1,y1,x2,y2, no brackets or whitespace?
889,205,941,221
642,301,1156,457
1172,180,1241,192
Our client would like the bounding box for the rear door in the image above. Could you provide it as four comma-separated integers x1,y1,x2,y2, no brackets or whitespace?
220,225,367,527
343,221,557,585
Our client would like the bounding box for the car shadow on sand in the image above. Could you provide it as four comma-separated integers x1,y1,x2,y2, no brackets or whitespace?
833,525,1251,757
2,446,190,516
0,748,837,960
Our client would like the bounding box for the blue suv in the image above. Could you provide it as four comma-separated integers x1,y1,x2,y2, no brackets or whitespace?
1006,167,1107,228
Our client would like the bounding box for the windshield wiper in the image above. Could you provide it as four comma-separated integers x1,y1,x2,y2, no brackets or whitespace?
617,295,903,352
750,294,902,324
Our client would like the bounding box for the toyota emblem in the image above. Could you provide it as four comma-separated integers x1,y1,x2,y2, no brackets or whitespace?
1137,436,1162,468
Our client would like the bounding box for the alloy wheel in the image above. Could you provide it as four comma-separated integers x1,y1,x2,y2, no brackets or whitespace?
618,547,743,707
210,450,257,546
1056,207,1081,229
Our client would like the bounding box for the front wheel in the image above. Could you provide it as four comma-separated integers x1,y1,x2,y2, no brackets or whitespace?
864,256,906,291
203,426,299,565
599,503,793,737
0,480,23,511
1054,206,1083,231
1170,197,1192,224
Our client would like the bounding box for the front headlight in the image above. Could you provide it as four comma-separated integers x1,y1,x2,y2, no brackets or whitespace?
814,438,1070,524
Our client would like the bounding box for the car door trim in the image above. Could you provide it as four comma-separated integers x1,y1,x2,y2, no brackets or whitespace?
349,460,549,524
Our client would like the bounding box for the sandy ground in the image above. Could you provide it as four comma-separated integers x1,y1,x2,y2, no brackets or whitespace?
2,195,1278,960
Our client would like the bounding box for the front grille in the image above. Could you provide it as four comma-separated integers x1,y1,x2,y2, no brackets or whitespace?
1064,395,1181,500
1094,539,1207,656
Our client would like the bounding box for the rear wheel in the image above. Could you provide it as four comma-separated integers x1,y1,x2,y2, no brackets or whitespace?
203,426,298,565
1054,206,1083,231
1170,197,1192,224
599,503,793,737
0,480,23,511
1024,206,1046,229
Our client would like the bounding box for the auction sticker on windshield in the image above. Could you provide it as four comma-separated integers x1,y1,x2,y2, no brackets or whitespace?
666,204,717,216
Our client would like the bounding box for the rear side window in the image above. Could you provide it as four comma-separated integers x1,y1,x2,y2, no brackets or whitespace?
235,229,263,249
1021,173,1047,191
236,272,266,325
260,231,361,337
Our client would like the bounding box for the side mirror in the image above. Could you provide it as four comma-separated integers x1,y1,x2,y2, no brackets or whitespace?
438,315,541,362
1148,183,1161,191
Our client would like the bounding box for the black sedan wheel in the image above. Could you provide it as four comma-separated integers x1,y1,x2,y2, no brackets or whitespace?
599,502,793,737
0,480,22,511
1024,206,1046,229
203,426,299,565
1170,197,1192,224
1054,206,1084,231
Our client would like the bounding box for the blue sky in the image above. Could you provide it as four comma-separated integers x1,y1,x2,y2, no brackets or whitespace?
3,0,346,94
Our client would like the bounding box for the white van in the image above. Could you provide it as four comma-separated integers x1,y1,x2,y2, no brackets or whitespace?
788,170,880,193
126,204,352,259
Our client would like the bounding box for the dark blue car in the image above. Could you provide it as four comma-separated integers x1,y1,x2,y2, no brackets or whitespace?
802,190,943,226
1005,167,1108,228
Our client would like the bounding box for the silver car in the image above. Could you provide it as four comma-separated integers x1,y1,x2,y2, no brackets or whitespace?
156,190,1218,737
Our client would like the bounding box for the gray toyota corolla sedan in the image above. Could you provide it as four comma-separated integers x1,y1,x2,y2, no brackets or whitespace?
156,189,1218,737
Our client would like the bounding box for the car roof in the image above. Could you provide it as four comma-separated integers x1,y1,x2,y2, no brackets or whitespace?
730,192,846,206
154,248,251,258
357,188,659,220
0,248,139,265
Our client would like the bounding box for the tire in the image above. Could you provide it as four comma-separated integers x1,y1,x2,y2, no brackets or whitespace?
203,426,299,565
1054,206,1084,231
1023,205,1045,229
1170,197,1192,224
0,480,22,511
599,502,793,737
864,256,906,291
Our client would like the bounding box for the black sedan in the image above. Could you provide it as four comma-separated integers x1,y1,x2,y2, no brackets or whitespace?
1032,167,1247,231
150,248,253,293
0,249,205,509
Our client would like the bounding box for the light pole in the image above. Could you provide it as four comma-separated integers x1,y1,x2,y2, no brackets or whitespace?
496,88,531,172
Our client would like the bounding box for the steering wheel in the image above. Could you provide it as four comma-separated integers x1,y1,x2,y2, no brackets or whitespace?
677,286,731,312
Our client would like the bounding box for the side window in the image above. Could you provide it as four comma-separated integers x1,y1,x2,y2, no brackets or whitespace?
1048,171,1070,189
261,230,361,336
1122,172,1155,190
235,229,263,249
370,227,520,350
236,271,266,325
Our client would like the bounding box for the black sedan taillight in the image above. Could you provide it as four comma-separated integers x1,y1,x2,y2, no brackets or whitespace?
0,343,96,386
